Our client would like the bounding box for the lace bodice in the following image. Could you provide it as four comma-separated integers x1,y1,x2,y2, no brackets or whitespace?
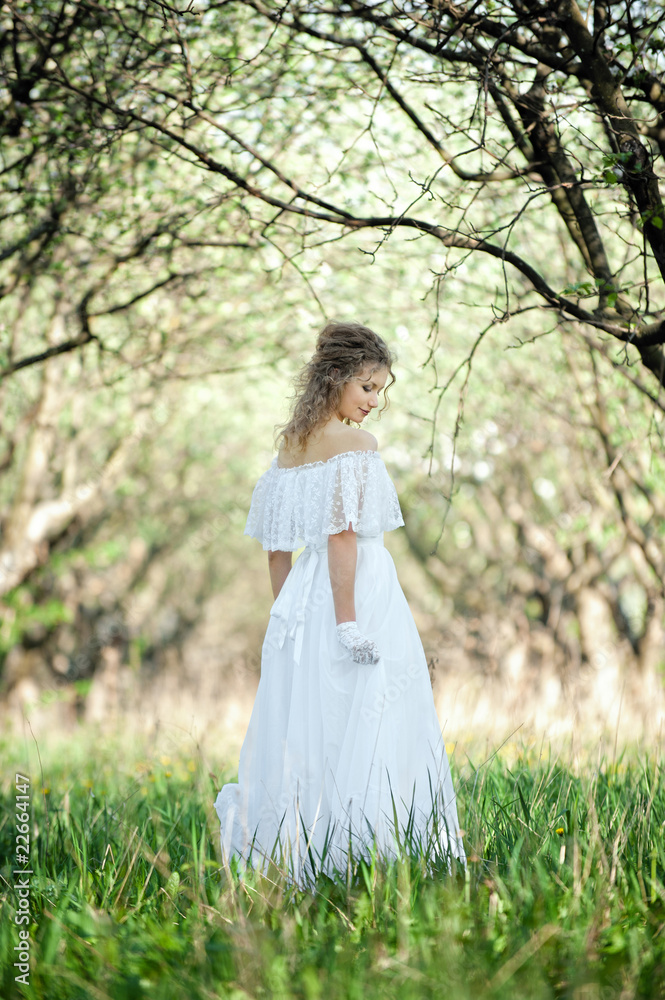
244,449,405,551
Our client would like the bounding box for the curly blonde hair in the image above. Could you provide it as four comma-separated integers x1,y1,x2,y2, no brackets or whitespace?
277,321,396,452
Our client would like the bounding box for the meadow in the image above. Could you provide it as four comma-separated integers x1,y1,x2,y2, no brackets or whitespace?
0,732,663,1000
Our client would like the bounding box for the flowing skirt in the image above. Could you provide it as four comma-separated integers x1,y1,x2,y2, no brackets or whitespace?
214,534,465,881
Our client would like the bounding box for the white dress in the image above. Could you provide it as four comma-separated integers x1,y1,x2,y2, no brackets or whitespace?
214,449,465,881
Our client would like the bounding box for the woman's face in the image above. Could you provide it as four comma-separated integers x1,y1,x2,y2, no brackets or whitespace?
336,364,389,424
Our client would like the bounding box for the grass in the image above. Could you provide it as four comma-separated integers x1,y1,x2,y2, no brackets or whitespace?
0,731,664,999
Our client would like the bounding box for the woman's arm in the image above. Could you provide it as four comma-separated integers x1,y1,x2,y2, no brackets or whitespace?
328,525,357,624
267,550,293,600
328,526,379,664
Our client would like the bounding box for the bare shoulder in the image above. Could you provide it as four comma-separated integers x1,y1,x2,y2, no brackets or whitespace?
277,445,294,468
277,426,378,468
329,427,378,456
277,444,306,469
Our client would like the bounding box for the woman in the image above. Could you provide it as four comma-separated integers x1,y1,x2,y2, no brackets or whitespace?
215,321,465,881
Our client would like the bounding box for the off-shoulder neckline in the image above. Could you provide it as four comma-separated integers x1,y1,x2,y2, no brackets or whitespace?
274,449,380,472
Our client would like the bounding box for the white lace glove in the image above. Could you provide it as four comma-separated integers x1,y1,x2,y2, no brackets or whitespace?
336,621,380,665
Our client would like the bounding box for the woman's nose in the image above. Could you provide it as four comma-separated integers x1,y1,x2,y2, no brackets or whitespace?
369,393,378,408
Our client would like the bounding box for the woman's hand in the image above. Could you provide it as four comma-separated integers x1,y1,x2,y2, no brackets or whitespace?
336,621,380,664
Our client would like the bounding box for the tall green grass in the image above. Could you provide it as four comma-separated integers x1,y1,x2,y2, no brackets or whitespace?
1,734,663,999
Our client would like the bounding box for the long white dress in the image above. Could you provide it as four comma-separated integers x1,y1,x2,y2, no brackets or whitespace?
214,449,465,881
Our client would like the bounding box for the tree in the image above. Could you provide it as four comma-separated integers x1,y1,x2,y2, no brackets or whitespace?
2,0,664,717
18,0,662,389
0,0,282,597
227,0,665,389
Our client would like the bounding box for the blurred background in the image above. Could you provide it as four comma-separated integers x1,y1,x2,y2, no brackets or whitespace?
2,0,665,760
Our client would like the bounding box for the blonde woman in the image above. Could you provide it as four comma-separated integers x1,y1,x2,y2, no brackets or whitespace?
215,322,465,880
